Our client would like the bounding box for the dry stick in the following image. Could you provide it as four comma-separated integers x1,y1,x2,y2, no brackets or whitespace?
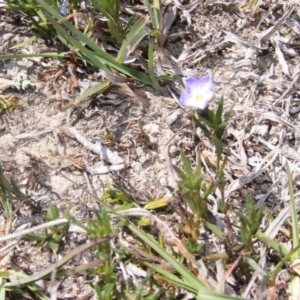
4,235,116,288
85,164,125,175
244,140,300,296
0,240,18,254
118,239,176,273
69,127,124,165
217,256,241,294
222,31,266,51
82,171,102,212
266,198,300,240
49,267,58,300
83,171,94,195
14,128,54,139
66,108,124,172
271,38,290,77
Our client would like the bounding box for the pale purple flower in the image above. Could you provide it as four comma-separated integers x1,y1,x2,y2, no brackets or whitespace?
59,0,70,16
180,72,214,110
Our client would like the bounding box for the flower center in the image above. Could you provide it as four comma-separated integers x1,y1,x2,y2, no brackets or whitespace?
195,94,204,103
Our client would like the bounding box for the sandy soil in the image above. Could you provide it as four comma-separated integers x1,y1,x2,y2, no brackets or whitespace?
1,1,300,299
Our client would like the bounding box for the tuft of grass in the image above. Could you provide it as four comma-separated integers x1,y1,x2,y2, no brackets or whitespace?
24,204,70,252
0,161,118,299
2,0,174,109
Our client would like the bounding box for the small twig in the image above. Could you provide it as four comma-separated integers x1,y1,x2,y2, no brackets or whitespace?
69,126,123,165
85,164,125,175
0,240,18,254
83,171,94,195
14,128,53,139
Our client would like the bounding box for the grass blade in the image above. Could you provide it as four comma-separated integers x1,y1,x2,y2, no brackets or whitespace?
286,163,300,259
35,0,152,84
117,18,150,63
148,38,160,92
62,80,112,110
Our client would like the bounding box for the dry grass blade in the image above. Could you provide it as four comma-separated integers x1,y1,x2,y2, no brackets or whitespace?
225,147,279,200
0,219,69,242
271,38,290,77
257,4,295,45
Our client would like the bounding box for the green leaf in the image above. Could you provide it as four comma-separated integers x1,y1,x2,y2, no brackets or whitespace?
215,96,224,124
126,222,204,290
104,276,117,299
224,99,236,123
107,19,122,42
245,257,272,285
62,80,112,110
286,163,300,259
10,33,44,49
195,110,215,128
210,135,223,159
49,233,60,252
270,245,300,285
0,53,66,60
153,0,162,33
118,18,150,63
35,0,152,85
148,38,161,92
174,166,188,181
203,221,224,240
180,152,193,177
23,233,44,241
46,204,59,222
255,231,289,257
144,0,158,30
144,197,170,210
215,122,227,139
44,12,111,73
115,203,135,211
145,263,198,293
234,211,249,226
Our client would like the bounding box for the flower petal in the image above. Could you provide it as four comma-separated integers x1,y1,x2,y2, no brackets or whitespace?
180,73,214,110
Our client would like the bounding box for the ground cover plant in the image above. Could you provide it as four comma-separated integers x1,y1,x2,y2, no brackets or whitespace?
0,0,300,299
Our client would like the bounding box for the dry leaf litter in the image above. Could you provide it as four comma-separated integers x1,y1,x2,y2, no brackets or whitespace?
1,1,300,299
